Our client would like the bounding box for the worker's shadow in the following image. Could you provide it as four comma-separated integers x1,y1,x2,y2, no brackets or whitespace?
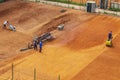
106,45,115,48
1,27,11,31
41,53,47,56
109,45,115,48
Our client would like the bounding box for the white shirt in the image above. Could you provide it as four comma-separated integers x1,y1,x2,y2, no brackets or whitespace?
3,21,7,25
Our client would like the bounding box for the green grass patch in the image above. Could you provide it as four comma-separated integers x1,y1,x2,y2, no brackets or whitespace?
104,11,108,14
47,0,86,6
109,7,120,12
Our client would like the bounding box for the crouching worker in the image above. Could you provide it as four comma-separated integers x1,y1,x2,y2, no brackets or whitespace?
28,42,33,49
106,31,113,47
9,24,16,31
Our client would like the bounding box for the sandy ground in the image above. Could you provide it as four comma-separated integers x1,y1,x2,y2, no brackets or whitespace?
0,0,120,80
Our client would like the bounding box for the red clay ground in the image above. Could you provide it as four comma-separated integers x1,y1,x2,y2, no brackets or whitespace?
71,35,120,80
0,0,120,80
0,0,66,66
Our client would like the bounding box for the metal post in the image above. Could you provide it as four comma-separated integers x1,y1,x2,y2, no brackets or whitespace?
80,0,81,10
57,0,59,6
116,0,118,16
12,63,14,80
68,0,69,8
34,68,36,80
82,0,83,10
84,0,86,11
110,0,111,8
58,75,60,80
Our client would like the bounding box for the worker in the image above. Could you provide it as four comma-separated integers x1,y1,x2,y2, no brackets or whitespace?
3,20,8,28
39,41,43,53
106,31,113,47
108,31,112,41
9,24,16,31
28,42,33,49
33,40,38,51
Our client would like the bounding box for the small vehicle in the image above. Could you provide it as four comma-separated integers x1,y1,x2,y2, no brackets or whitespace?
106,39,112,47
37,32,54,42
20,32,54,51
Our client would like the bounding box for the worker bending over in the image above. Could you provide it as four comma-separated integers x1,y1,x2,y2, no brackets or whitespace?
3,20,8,28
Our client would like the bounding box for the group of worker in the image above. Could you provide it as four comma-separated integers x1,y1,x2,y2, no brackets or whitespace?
3,20,16,31
2,20,113,53
33,31,113,53
33,40,43,53
3,20,43,52
32,31,113,52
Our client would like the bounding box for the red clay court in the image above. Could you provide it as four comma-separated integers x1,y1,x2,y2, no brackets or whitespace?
0,0,120,80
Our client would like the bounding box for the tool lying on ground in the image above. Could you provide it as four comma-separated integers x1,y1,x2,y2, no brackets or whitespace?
60,9,67,13
20,32,54,51
20,47,32,52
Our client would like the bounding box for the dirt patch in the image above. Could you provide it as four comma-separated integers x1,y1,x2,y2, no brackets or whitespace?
0,0,68,67
34,13,77,35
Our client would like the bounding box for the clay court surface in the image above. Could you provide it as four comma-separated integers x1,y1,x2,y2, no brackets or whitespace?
0,0,120,80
